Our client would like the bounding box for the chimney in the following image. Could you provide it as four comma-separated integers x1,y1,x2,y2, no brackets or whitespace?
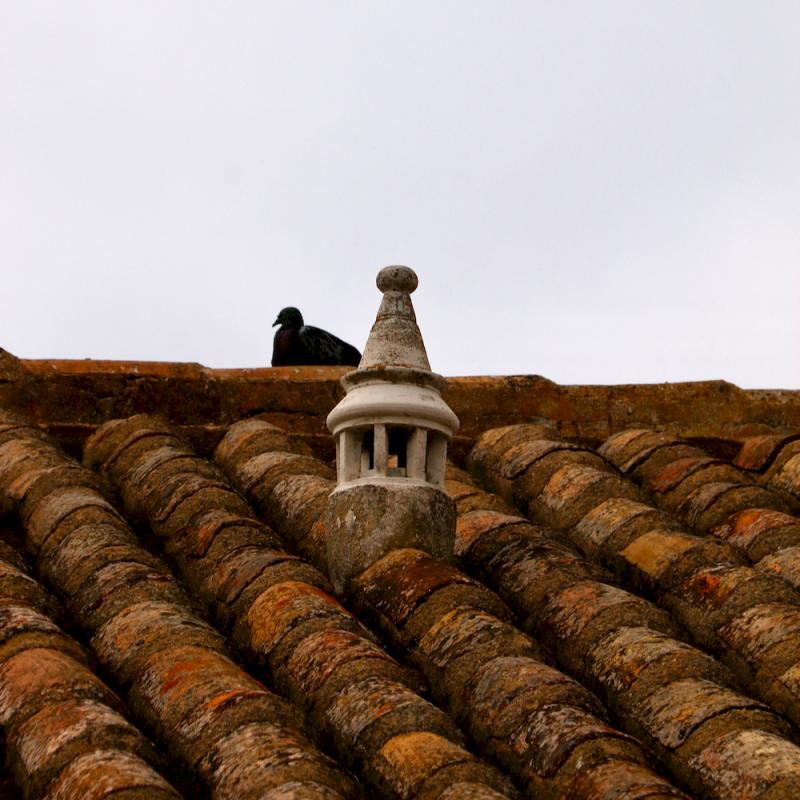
325,266,460,593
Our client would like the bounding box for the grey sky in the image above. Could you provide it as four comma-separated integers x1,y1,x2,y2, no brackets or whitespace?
2,2,798,387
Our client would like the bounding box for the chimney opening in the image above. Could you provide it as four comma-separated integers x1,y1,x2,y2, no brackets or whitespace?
387,426,409,476
360,428,375,473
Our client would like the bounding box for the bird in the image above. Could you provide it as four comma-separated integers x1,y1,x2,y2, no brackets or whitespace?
272,307,362,367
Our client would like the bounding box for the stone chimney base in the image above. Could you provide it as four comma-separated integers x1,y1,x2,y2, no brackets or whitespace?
325,483,455,594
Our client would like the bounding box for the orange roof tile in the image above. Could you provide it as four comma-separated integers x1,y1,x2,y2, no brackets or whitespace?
3,358,800,798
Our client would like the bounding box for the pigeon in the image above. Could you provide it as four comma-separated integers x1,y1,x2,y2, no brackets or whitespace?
272,307,362,367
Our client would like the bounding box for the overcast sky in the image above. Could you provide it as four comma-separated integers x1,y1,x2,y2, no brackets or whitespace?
2,2,798,387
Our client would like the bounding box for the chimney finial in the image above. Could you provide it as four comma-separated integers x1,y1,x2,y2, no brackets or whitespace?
357,265,431,373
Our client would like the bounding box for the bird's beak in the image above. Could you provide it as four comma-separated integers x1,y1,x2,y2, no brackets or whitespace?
272,318,280,327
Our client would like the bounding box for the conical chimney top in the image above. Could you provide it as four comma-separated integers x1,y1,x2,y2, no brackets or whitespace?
356,266,431,373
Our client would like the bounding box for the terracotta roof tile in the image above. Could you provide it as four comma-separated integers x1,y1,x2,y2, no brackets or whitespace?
649,458,747,507
0,533,181,798
215,419,689,799
464,425,800,796
43,750,181,800
0,424,363,798
711,508,800,563
0,560,62,621
597,429,673,469
769,449,800,502
24,486,126,556
373,731,512,800
83,414,517,798
630,443,717,485
38,521,138,593
637,677,769,749
755,546,800,593
212,417,303,475
573,497,683,561
596,429,800,622
12,699,163,799
197,721,358,800
352,548,497,629
675,481,787,532
415,608,540,699
0,644,118,731
91,600,230,687
533,463,643,530
7,361,800,798
687,729,800,800
760,438,800,482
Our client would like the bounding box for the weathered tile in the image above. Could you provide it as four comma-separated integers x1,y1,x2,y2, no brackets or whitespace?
639,678,766,749
173,686,305,763
757,547,800,592
769,450,800,493
9,698,157,799
565,759,689,800
651,458,747,509
719,602,800,673
735,435,799,472
509,703,635,778
0,561,62,619
352,549,480,629
238,451,333,498
0,647,120,729
573,497,680,560
373,731,511,800
325,676,463,767
677,482,786,532
630,443,711,486
70,561,186,631
417,608,538,673
539,580,676,673
92,600,230,687
244,581,368,661
13,463,105,520
284,629,412,714
616,530,702,588
515,449,609,509
665,564,799,649
130,643,275,744
688,729,800,800
453,510,529,560
500,440,588,480
149,477,251,537
25,486,126,555
200,721,359,800
42,749,182,800
596,429,654,467
533,464,640,530
587,626,734,702
0,620,90,680
39,521,138,588
436,784,510,800
711,508,800,562
213,419,301,475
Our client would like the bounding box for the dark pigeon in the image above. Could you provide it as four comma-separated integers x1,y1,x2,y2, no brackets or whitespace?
271,307,362,367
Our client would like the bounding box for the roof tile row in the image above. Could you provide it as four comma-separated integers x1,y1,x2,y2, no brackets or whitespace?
0,411,361,799
0,524,180,799
734,434,800,501
600,429,800,596
466,424,800,799
84,414,514,800
215,419,689,800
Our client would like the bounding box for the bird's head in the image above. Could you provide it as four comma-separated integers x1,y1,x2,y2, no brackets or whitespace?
273,307,304,329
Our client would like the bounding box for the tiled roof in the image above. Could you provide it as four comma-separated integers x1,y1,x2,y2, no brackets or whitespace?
2,357,800,798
